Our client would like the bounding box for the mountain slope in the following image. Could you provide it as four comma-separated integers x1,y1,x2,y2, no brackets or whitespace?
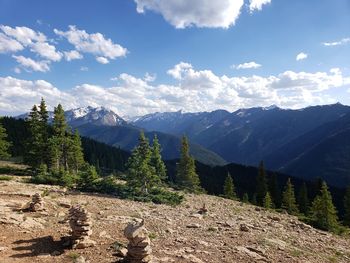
75,123,226,166
132,109,231,139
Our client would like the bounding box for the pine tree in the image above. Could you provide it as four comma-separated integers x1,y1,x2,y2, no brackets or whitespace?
242,193,249,203
126,131,159,193
175,136,201,192
344,186,350,227
150,135,167,182
256,161,268,206
298,182,309,215
38,98,49,165
26,105,42,167
69,130,85,173
251,193,257,205
282,178,299,215
263,192,273,209
223,173,236,199
0,123,11,159
269,173,281,208
311,181,339,231
49,104,70,171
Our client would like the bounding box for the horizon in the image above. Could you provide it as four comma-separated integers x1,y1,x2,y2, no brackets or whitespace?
10,101,349,119
1,0,350,116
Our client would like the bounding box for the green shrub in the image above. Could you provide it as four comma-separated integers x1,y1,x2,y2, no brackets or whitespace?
0,175,12,181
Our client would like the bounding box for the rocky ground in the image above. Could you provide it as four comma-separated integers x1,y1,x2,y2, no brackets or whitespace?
1,164,350,262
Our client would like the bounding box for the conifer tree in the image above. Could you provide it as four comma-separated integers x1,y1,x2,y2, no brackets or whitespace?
242,193,249,203
26,105,42,167
126,131,159,193
69,130,85,173
256,161,268,206
0,123,11,159
298,182,309,215
311,181,339,231
282,178,299,215
50,104,70,171
175,136,201,192
223,173,236,199
263,192,273,209
251,193,257,205
38,98,49,165
344,186,350,227
150,135,167,182
269,173,281,208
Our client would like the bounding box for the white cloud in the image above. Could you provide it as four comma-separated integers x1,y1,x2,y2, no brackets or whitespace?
134,0,244,29
1,64,349,117
0,25,46,45
249,0,271,12
234,61,262,69
96,56,109,64
0,25,62,69
12,55,50,72
80,66,89,71
54,25,127,60
296,52,308,61
0,76,75,115
323,38,350,47
64,50,83,61
0,33,24,53
30,41,62,61
144,72,156,82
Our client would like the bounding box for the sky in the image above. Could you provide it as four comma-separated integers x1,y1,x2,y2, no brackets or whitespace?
0,0,350,117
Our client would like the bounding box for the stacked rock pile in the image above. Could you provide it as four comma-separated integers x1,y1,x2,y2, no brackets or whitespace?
123,220,152,263
68,205,96,249
28,193,44,212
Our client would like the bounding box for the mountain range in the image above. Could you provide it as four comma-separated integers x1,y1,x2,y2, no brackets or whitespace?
16,103,350,187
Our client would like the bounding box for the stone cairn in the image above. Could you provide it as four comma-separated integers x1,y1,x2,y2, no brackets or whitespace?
198,203,208,215
68,205,96,249
28,193,44,212
123,220,152,263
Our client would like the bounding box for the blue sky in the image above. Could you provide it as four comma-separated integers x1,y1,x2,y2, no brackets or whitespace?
0,0,350,116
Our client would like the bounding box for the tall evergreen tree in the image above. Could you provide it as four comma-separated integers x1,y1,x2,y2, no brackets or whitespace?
311,181,339,231
50,104,70,171
242,193,249,203
343,186,350,227
282,178,299,215
175,136,201,192
269,173,281,208
263,192,273,209
0,123,11,159
223,173,236,199
126,131,159,193
26,105,42,167
256,161,268,206
38,98,49,165
150,135,167,182
298,182,309,215
69,130,85,173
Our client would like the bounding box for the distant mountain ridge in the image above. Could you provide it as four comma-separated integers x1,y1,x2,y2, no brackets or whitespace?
15,103,350,187
15,106,227,166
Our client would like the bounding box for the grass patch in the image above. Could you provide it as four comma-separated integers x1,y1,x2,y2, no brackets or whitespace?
66,252,80,262
290,248,303,257
0,175,12,181
0,165,29,176
148,232,157,240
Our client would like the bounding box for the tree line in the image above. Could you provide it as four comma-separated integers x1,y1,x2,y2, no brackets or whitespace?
222,161,350,233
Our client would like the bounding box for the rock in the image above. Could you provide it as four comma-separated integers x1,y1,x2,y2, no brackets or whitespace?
75,256,86,263
116,247,128,257
240,224,250,232
198,203,208,215
0,246,8,252
186,223,201,229
19,217,44,229
27,193,44,212
68,205,95,249
123,220,153,262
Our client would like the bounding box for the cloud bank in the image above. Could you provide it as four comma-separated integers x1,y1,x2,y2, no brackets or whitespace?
1,62,349,116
